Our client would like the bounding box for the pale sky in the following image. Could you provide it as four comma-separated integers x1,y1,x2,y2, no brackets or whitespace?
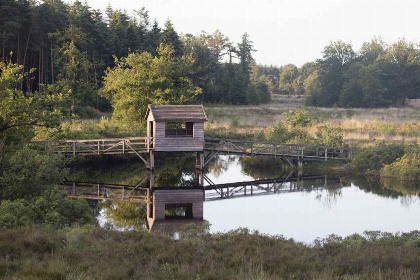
80,0,420,67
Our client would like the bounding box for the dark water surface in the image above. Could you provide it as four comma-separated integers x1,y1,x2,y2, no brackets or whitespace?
70,154,420,244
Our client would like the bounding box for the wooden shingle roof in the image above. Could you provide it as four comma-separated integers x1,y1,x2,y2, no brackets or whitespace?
145,105,207,122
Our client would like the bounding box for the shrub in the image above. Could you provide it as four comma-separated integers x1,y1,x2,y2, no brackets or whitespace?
284,110,311,127
381,145,420,181
348,144,405,175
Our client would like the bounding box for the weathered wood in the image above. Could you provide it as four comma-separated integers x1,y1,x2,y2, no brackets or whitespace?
204,137,352,163
31,137,150,156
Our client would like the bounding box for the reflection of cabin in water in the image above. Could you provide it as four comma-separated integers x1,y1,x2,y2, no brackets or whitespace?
145,105,207,152
146,188,204,232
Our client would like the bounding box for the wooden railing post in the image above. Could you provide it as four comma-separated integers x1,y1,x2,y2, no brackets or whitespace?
122,140,125,154
324,148,328,161
97,141,100,155
73,142,76,155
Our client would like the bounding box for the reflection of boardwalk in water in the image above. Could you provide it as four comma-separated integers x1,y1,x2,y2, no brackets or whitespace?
63,174,347,233
204,175,348,201
62,181,148,203
63,175,346,203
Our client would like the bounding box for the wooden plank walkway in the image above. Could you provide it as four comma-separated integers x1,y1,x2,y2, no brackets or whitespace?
204,137,352,165
31,137,151,156
31,136,352,165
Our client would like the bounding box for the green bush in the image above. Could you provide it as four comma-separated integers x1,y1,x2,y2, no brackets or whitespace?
284,110,311,127
0,187,94,229
381,145,420,181
0,147,67,200
348,144,405,175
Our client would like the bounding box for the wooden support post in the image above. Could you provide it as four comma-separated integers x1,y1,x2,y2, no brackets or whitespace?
73,142,76,155
148,171,155,189
149,150,155,171
324,148,328,161
122,140,125,154
97,141,100,155
148,150,155,189
298,159,303,177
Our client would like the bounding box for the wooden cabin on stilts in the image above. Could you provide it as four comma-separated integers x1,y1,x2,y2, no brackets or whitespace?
144,105,207,232
145,104,207,183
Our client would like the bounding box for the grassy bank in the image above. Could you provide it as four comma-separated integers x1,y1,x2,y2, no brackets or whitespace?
0,225,419,280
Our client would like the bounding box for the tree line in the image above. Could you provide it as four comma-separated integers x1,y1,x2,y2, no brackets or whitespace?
252,38,420,107
0,0,270,114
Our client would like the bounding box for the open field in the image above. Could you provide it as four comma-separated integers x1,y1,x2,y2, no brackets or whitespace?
205,95,420,146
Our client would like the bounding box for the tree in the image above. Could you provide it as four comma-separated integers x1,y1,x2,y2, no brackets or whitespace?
308,40,355,106
279,64,299,95
0,60,62,148
160,20,183,57
360,37,386,65
236,33,255,85
100,44,201,124
49,25,95,111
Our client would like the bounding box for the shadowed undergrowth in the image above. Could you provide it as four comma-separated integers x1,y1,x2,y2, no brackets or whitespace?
0,226,419,280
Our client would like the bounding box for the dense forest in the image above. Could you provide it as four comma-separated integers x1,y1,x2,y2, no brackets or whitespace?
0,0,269,112
2,0,419,113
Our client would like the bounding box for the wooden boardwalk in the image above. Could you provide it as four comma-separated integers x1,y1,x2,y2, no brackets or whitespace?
31,137,151,156
31,136,352,166
204,137,352,165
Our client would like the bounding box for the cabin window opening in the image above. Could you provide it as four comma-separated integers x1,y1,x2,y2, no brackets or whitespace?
165,122,193,137
149,202,153,218
165,203,193,218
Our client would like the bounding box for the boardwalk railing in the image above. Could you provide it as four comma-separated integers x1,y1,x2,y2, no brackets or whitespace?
31,137,152,156
63,181,148,203
204,137,352,164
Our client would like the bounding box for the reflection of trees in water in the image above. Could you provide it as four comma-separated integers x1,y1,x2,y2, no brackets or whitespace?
315,187,343,210
154,154,196,187
347,175,419,207
101,201,146,230
207,156,231,178
381,178,420,196
67,155,147,185
240,156,290,179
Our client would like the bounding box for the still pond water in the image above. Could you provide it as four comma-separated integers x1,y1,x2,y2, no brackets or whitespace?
71,155,420,244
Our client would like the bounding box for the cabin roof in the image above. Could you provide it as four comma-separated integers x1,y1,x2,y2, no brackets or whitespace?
145,104,207,122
